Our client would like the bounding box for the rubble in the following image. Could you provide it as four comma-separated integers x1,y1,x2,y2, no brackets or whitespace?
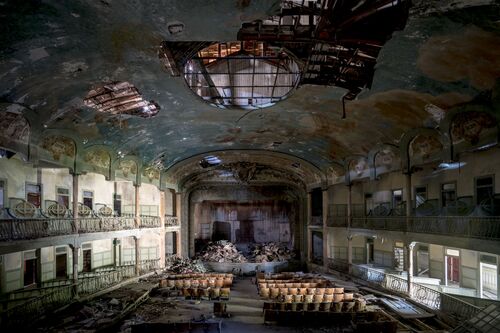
165,257,207,274
197,240,248,263
249,242,295,262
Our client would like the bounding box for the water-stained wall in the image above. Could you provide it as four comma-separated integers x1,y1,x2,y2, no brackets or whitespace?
188,185,306,258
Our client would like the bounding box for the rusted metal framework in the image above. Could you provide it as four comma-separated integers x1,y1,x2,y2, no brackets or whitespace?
161,0,411,105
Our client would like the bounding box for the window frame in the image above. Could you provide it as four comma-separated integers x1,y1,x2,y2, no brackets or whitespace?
82,189,94,209
0,178,7,209
474,175,495,206
56,186,70,208
25,182,43,208
440,181,457,208
414,185,428,208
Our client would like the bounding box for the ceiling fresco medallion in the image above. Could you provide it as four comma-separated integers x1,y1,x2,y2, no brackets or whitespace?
119,160,138,178
451,111,497,145
143,167,160,182
41,136,75,161
0,112,30,144
409,134,443,161
84,149,111,168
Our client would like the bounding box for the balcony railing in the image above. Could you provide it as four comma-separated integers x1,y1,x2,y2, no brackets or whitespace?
328,259,482,322
165,215,179,227
0,259,160,328
0,215,163,241
327,216,500,240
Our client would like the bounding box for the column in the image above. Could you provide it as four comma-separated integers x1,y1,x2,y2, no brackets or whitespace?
70,245,79,297
406,243,415,295
112,238,119,267
175,192,182,257
307,192,312,261
322,188,329,269
134,184,140,228
72,173,79,233
159,190,166,268
134,236,140,275
404,172,412,232
347,185,353,273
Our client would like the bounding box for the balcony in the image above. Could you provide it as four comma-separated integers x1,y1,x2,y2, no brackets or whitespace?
165,215,179,227
327,259,482,323
0,214,162,241
327,215,500,241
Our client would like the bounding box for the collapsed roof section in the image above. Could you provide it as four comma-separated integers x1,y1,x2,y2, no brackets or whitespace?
160,0,411,106
84,81,160,118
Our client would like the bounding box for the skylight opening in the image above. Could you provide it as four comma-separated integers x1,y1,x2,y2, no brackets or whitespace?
184,41,301,109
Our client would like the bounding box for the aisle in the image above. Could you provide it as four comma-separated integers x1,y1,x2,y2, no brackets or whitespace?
223,277,304,333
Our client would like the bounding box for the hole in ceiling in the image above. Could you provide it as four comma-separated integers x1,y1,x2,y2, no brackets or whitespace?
199,155,222,168
84,81,160,118
184,41,300,110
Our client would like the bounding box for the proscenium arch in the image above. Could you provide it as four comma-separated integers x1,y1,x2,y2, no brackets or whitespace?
163,149,328,191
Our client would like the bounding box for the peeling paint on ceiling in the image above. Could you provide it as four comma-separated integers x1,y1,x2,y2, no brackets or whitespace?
0,0,499,178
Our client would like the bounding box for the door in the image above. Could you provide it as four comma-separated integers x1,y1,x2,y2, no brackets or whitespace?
446,256,460,285
23,258,37,287
83,249,92,272
393,247,404,270
366,238,374,264
56,253,67,278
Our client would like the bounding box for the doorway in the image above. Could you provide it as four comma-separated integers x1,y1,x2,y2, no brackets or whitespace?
23,258,37,287
366,238,374,264
212,221,231,241
311,231,324,265
480,254,498,299
56,253,67,278
393,245,404,271
446,253,460,286
83,249,92,272
165,231,177,255
416,245,430,277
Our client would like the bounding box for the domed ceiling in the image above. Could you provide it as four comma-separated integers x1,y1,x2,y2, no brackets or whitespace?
0,0,499,185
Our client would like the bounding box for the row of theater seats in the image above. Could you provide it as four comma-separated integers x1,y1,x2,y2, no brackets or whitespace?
259,281,334,289
179,287,231,300
263,297,367,312
160,277,232,289
261,288,352,300
163,273,233,279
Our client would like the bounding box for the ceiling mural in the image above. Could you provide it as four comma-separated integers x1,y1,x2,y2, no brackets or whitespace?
0,112,30,144
451,111,497,147
374,147,400,176
142,166,161,183
0,0,498,187
409,134,443,166
117,159,138,180
83,148,111,175
347,156,370,182
40,135,76,161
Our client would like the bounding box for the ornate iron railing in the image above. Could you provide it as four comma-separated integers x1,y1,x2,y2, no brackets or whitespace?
138,259,161,274
0,260,159,328
327,216,500,240
0,284,75,328
165,215,179,227
327,259,482,321
139,215,162,228
0,215,163,241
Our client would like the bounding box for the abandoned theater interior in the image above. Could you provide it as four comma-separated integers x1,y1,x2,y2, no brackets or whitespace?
1,0,500,332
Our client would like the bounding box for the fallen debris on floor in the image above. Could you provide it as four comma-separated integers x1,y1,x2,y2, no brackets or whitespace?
249,242,295,262
197,240,247,263
165,257,207,274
